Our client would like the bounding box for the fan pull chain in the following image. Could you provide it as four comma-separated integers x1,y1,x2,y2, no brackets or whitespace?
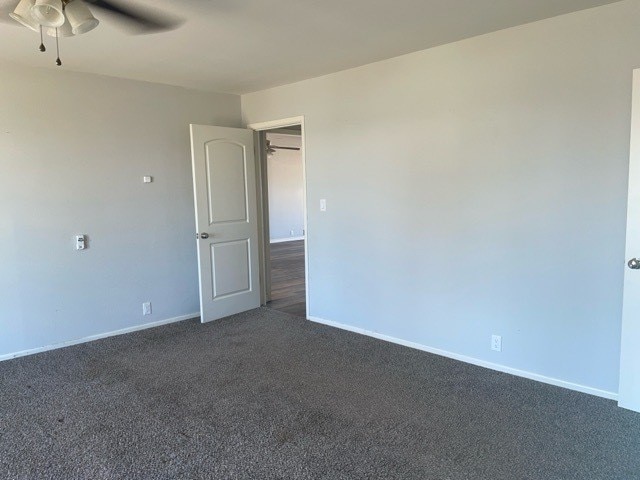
38,25,46,52
55,30,62,66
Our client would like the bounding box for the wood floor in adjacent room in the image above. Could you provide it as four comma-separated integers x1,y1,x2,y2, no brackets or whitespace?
267,240,306,318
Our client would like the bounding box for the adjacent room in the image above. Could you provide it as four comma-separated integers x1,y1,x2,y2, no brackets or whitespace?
1,0,640,478
264,128,307,318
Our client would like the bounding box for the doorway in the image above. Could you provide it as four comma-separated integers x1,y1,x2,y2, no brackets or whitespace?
189,118,308,323
249,118,308,319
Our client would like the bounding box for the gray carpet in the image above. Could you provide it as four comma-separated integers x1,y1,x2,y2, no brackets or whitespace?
1,308,639,480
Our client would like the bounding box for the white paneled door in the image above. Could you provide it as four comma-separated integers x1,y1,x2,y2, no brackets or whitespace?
190,125,260,323
619,70,640,412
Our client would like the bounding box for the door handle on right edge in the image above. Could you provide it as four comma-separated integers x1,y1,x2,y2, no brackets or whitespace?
629,258,640,270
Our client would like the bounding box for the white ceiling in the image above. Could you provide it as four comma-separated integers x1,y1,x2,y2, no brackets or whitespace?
0,0,623,94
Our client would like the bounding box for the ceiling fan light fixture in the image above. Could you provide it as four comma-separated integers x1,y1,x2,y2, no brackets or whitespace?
46,19,74,37
65,1,99,35
9,0,179,66
9,0,39,32
31,0,65,28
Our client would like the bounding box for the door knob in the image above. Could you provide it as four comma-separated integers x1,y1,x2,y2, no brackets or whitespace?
629,258,640,270
199,233,210,240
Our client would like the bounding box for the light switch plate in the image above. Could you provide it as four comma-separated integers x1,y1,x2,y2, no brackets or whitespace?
320,199,327,212
143,176,153,183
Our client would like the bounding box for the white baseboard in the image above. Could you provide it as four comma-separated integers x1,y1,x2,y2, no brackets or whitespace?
308,315,618,401
3,311,618,401
0,312,200,363
270,236,305,244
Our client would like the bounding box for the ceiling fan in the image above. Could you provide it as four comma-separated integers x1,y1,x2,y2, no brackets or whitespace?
1,0,182,65
266,140,301,156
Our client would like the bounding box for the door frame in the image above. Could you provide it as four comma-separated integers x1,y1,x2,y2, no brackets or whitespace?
247,116,309,318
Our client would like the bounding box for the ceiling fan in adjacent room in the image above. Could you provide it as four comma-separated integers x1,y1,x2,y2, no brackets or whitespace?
1,0,182,65
266,140,301,156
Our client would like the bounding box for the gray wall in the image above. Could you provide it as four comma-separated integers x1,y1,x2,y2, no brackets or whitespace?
266,133,304,241
242,0,640,395
0,63,240,357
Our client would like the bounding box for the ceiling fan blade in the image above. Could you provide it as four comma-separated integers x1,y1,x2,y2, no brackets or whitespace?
83,0,183,34
272,146,301,151
0,0,20,25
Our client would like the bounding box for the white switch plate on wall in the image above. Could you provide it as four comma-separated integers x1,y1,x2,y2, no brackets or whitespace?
142,302,152,315
320,199,327,211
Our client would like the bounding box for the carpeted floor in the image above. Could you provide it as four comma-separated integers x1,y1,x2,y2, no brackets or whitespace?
1,308,639,479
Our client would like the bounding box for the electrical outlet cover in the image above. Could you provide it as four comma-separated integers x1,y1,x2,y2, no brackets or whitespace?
491,335,502,352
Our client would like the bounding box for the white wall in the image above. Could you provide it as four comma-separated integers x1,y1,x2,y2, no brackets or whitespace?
266,133,304,241
242,0,640,396
0,63,240,358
